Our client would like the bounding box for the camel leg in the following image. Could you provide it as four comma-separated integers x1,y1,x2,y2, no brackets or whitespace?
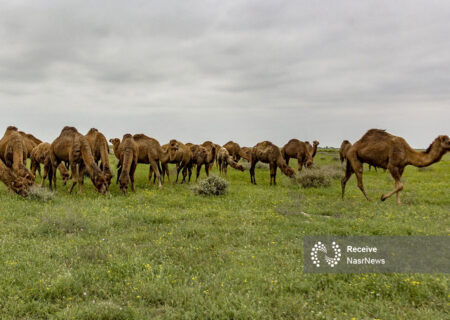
224,163,228,177
116,165,122,184
381,167,404,204
149,159,162,189
148,166,153,184
187,165,192,183
297,158,303,173
205,163,210,177
353,162,369,200
165,163,171,183
77,163,85,194
195,164,203,181
341,158,354,199
273,163,277,186
68,163,78,194
250,159,257,184
130,162,137,192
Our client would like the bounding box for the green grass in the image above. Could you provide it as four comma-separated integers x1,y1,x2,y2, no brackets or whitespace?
0,151,448,319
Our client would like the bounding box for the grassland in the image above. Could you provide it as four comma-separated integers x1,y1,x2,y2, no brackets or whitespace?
0,151,448,319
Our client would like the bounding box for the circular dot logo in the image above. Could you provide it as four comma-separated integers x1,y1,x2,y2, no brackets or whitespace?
311,241,341,268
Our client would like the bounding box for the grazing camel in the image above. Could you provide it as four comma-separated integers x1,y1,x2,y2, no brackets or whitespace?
239,147,252,162
223,141,242,162
0,126,35,185
132,134,164,188
0,158,30,196
117,134,138,194
31,143,69,185
305,140,320,158
201,141,217,170
217,147,245,176
19,131,42,159
339,140,352,165
250,141,295,185
85,128,112,187
161,140,193,183
44,126,107,194
281,139,313,173
189,144,211,181
342,129,450,204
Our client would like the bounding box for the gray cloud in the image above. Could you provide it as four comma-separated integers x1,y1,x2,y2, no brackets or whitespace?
1,0,449,148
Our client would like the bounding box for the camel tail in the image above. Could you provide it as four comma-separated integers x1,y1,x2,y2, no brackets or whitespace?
100,139,111,175
79,136,100,177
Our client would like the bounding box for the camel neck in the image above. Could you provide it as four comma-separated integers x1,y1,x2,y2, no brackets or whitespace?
407,142,444,167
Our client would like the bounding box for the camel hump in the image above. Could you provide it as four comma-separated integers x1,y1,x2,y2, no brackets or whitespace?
122,134,133,139
61,126,78,133
133,134,148,140
287,138,300,144
7,126,18,131
87,128,98,134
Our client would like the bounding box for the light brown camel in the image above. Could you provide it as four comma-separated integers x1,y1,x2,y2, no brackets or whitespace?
201,141,217,170
109,138,122,184
0,126,35,185
189,144,210,181
117,134,138,194
223,141,241,162
305,140,320,158
250,141,295,185
43,126,107,194
342,129,450,204
217,147,245,176
30,142,69,185
132,134,164,188
161,140,193,183
280,139,313,173
19,131,42,159
339,140,352,165
239,147,252,162
85,128,112,187
0,158,30,196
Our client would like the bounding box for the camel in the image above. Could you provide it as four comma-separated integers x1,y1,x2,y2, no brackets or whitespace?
339,140,352,165
189,144,211,181
201,141,217,170
0,158,30,196
250,141,295,185
132,134,164,188
117,134,138,194
0,126,35,185
43,126,107,194
217,147,245,176
109,138,122,184
305,140,320,158
239,147,252,162
280,139,313,173
30,142,69,185
342,129,450,204
161,140,193,183
223,141,242,162
19,131,42,158
85,128,112,187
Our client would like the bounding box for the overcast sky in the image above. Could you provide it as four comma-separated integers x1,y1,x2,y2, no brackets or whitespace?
1,0,449,148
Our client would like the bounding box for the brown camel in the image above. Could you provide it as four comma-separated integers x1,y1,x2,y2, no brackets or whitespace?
109,138,122,184
339,140,352,165
85,128,112,187
19,131,42,158
43,126,107,194
280,139,313,173
0,126,35,185
132,134,164,188
30,142,69,185
189,144,211,181
342,129,450,204
217,147,245,176
0,158,30,196
201,141,217,170
305,140,320,158
117,134,138,194
161,140,193,183
250,141,295,185
223,141,242,162
239,147,252,162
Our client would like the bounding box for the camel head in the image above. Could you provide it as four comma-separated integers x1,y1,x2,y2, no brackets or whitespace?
437,135,450,151
10,177,29,197
91,170,108,194
109,138,120,149
282,165,296,178
313,140,320,147
236,163,245,172
119,174,130,195
61,171,70,186
168,139,179,162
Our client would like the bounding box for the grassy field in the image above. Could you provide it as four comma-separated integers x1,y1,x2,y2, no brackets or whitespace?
0,150,448,319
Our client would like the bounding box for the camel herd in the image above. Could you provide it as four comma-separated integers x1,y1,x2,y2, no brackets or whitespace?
0,126,448,204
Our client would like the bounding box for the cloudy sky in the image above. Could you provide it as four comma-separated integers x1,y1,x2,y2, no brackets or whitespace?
1,0,449,148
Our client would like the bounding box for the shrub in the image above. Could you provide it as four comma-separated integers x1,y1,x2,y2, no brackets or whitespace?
27,186,55,202
295,165,343,188
192,175,229,196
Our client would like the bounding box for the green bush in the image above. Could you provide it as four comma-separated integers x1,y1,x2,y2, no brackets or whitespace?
27,186,55,202
192,175,229,196
295,165,343,188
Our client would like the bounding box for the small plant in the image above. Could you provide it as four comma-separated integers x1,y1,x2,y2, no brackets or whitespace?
295,165,342,188
27,186,55,201
192,175,229,196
